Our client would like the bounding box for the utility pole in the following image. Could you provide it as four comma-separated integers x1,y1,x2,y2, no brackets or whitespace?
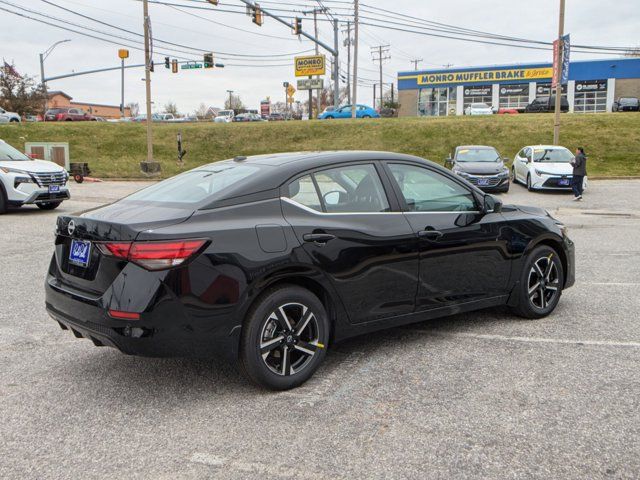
372,45,390,110
313,9,321,117
227,90,234,110
333,18,340,110
410,58,423,70
343,21,352,104
373,84,376,110
141,0,158,173
351,0,359,118
553,0,566,145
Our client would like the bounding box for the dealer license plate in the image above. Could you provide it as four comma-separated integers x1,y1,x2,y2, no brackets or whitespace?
558,178,570,186
69,239,91,268
49,185,60,193
477,178,490,186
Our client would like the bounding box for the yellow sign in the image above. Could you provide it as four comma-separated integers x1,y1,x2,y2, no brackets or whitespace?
287,84,296,96
118,49,130,59
294,55,326,77
400,67,553,86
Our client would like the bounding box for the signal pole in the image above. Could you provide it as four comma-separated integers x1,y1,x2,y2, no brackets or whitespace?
343,21,352,104
553,0,566,145
352,0,359,118
372,45,390,110
141,0,159,173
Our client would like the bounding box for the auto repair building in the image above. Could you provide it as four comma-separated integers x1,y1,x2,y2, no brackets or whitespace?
397,57,640,117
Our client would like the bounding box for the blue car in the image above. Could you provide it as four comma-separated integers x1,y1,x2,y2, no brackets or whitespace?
318,104,380,119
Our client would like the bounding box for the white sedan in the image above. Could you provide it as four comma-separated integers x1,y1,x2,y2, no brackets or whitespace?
464,103,493,115
511,145,587,191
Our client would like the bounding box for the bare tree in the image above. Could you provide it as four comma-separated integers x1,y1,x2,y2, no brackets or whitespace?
163,101,179,116
0,62,46,116
126,102,139,117
224,94,244,111
194,102,208,118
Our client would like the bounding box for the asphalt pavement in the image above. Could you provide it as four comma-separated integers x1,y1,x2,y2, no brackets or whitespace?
1,179,639,479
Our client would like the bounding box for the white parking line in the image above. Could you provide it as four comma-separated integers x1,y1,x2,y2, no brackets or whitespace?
409,330,640,348
583,282,640,286
190,452,327,479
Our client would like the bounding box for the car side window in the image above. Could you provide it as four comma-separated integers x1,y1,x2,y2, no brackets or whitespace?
287,174,322,212
314,164,390,213
388,163,477,212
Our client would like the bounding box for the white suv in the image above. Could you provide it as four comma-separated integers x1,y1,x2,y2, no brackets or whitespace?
0,107,21,123
0,139,70,213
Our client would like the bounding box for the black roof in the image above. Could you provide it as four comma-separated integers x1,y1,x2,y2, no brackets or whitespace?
198,150,433,201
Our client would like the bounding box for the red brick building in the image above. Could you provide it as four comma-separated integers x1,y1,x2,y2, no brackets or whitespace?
47,91,131,119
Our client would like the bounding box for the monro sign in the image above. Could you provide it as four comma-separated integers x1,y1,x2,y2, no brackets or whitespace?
401,67,553,86
294,55,326,77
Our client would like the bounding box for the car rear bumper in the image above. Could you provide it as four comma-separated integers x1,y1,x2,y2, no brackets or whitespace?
45,271,241,361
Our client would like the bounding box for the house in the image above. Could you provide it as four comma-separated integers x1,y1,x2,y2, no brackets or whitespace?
47,91,131,119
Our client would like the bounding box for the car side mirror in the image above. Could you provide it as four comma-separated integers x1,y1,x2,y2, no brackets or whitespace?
483,194,502,214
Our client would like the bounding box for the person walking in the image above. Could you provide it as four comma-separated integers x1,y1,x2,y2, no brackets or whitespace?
571,147,587,201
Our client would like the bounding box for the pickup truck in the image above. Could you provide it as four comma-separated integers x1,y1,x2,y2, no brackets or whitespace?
524,96,569,113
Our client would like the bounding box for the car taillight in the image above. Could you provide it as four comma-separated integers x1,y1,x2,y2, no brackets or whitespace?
97,239,207,270
56,113,64,120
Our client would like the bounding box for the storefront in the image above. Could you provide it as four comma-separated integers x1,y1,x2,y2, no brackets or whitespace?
397,57,640,117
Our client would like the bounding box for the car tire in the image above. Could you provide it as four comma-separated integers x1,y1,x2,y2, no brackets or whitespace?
363,115,371,118
526,174,533,191
511,245,564,319
325,115,334,119
0,187,7,214
10,118,19,123
65,119,72,121
511,167,519,184
37,202,62,210
239,285,329,391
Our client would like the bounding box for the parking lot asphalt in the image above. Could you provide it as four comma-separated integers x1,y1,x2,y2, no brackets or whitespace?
1,179,639,479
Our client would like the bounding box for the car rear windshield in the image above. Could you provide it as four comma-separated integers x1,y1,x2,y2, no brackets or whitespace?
533,148,573,163
121,164,261,207
456,148,499,162
0,142,30,161
46,109,66,114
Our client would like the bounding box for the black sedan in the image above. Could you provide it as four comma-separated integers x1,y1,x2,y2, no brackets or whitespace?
46,151,574,390
446,145,511,193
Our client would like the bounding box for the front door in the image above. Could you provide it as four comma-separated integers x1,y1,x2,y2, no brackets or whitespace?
514,148,531,182
384,162,511,311
282,162,419,324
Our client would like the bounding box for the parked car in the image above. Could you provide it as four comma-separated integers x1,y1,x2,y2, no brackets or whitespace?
44,108,97,122
214,110,234,123
25,115,41,122
318,104,380,119
0,139,70,213
45,151,574,390
0,107,20,123
233,113,263,122
131,113,162,122
268,112,285,121
512,145,587,191
446,145,510,193
524,96,569,113
464,103,493,116
157,113,175,121
612,97,639,112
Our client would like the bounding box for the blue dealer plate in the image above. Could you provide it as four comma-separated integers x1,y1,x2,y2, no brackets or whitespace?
69,239,91,267
558,178,570,186
477,178,490,186
49,185,60,193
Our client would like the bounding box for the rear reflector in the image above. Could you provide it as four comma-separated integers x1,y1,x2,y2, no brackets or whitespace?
97,239,207,270
108,310,140,320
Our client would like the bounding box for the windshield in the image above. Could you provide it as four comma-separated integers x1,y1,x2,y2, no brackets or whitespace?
533,148,574,163
218,110,233,117
471,103,489,108
122,163,261,206
0,142,30,161
456,148,500,162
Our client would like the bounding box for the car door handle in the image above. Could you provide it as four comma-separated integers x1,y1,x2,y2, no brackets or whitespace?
303,233,336,243
418,229,443,240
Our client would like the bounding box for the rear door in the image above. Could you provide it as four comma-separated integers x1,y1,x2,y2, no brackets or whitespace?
281,162,419,324
384,162,511,311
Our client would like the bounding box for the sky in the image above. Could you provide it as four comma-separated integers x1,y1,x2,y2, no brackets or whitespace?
1,0,638,115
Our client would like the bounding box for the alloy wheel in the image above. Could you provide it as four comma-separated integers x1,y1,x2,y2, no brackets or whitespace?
527,254,560,309
259,303,321,376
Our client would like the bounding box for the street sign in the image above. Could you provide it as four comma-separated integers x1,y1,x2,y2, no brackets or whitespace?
181,62,203,70
294,55,326,77
283,81,289,88
118,49,129,59
286,84,296,96
297,78,324,90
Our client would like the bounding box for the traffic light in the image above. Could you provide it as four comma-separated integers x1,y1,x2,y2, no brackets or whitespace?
164,56,170,69
203,53,214,69
252,4,263,26
171,59,178,73
149,60,154,72
293,17,302,35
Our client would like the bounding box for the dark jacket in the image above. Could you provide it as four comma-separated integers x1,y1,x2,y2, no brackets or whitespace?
572,153,587,176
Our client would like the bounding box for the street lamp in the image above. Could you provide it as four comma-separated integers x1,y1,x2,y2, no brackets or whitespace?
39,39,71,111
